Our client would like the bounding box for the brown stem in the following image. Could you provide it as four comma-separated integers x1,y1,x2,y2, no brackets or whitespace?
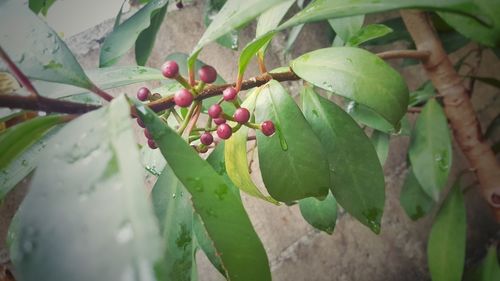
0,47,40,98
407,107,422,113
402,10,500,221
90,85,114,102
377,49,430,61
257,54,267,74
0,94,100,114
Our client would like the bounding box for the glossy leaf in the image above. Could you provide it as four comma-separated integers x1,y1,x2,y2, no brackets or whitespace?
99,0,169,67
255,0,295,55
0,0,93,89
29,0,56,16
279,0,486,30
346,24,393,47
113,0,127,30
255,80,330,202
427,184,466,281
328,15,364,42
346,100,396,134
189,0,288,67
152,164,195,281
301,86,385,233
299,192,337,234
225,89,278,204
463,245,500,281
134,100,272,281
408,99,452,201
291,47,409,128
10,96,163,281
371,130,390,166
238,32,277,78
400,168,434,221
203,0,239,50
135,3,168,66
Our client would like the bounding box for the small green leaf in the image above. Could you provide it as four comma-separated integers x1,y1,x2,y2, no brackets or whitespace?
113,0,127,30
10,96,163,281
346,24,393,47
0,0,93,89
255,0,295,56
135,3,168,66
409,81,435,107
152,164,195,281
291,47,409,128
134,100,272,281
427,184,466,281
284,24,304,53
400,168,435,221
371,130,390,166
203,0,239,50
99,0,169,67
408,99,452,201
225,89,278,204
299,192,337,234
463,245,500,281
346,100,396,134
301,86,385,233
29,0,56,16
255,80,330,202
328,15,364,43
238,32,277,78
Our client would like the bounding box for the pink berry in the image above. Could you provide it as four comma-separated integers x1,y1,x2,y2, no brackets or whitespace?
144,129,153,140
174,89,194,107
261,120,275,136
200,132,214,145
223,87,238,101
137,118,145,128
161,60,179,78
137,87,150,101
198,65,217,84
217,123,232,139
213,117,226,125
147,139,157,149
233,107,250,124
208,104,222,118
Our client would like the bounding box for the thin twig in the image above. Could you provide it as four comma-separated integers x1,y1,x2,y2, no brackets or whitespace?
377,50,430,61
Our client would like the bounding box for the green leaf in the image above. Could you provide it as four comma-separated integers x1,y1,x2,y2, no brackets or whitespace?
0,0,93,89
135,3,168,66
203,0,239,50
279,0,486,31
99,0,169,67
32,66,163,99
298,192,337,234
152,164,195,281
255,80,330,202
409,81,435,107
362,17,412,46
134,100,272,281
427,183,466,281
255,0,295,55
408,99,452,201
189,0,289,66
346,100,397,134
346,24,393,47
301,86,385,233
0,125,61,201
10,96,163,281
29,0,57,16
113,0,127,30
463,245,500,281
371,130,390,166
284,24,304,53
328,15,364,43
291,47,409,128
238,32,277,78
225,89,278,204
400,168,434,220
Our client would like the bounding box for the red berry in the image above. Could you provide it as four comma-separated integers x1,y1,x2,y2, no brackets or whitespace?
161,60,179,78
147,139,157,149
137,87,150,101
261,120,275,136
217,123,232,139
198,65,217,84
174,89,194,107
144,129,153,140
200,132,214,145
176,1,183,9
137,118,145,128
208,104,222,118
223,87,238,101
213,117,226,125
233,107,250,124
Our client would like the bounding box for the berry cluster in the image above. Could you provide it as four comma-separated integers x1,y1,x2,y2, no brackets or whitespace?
135,60,276,151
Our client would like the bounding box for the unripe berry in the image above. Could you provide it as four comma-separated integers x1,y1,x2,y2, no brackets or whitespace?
161,60,179,78
198,65,217,84
151,93,162,101
233,107,250,124
198,145,209,153
200,132,214,145
217,123,232,139
213,117,226,125
223,87,238,101
147,139,157,149
261,120,275,136
137,87,150,101
144,129,153,140
208,104,222,118
137,118,145,128
174,89,194,107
